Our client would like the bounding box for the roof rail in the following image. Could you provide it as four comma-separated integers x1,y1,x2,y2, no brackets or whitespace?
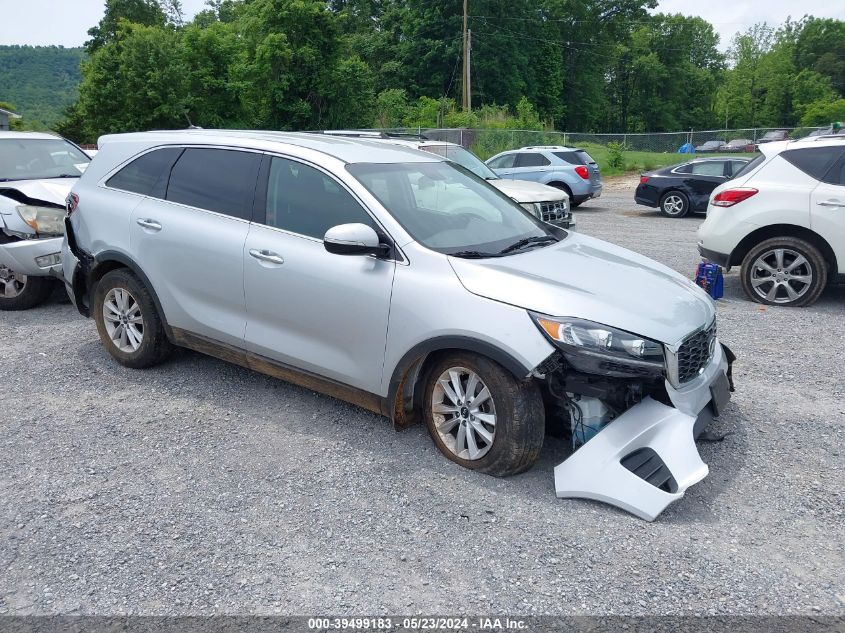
321,130,429,140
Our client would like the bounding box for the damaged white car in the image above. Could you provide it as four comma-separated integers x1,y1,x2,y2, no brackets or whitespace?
63,130,734,521
0,131,91,310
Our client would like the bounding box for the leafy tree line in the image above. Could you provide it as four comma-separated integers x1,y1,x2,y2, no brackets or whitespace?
42,0,845,143
0,46,85,128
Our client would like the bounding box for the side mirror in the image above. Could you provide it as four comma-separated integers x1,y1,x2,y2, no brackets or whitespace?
324,223,390,258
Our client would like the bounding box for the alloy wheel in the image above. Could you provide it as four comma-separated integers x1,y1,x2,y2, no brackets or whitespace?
431,366,496,460
662,194,685,215
749,247,813,304
0,265,27,298
103,287,144,353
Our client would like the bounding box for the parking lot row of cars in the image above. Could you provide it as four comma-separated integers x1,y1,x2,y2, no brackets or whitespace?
635,135,845,307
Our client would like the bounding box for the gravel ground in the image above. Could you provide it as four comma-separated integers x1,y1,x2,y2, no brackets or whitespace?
1,179,843,617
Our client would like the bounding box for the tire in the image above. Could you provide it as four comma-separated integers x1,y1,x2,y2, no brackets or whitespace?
549,182,579,207
659,190,689,217
740,237,827,307
93,268,172,368
0,267,53,311
423,353,545,477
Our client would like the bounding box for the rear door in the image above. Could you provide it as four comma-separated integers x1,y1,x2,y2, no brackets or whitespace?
242,155,395,393
508,152,551,182
806,148,845,274
130,147,261,347
685,161,729,210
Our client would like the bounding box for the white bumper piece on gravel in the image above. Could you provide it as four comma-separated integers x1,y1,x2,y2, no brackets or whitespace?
555,344,731,521
554,397,709,521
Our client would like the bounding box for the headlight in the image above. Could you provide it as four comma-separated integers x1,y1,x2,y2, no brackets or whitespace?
531,314,665,378
16,205,65,236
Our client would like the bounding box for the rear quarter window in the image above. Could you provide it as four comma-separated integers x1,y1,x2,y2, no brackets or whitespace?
781,147,845,182
106,147,184,197
553,151,583,165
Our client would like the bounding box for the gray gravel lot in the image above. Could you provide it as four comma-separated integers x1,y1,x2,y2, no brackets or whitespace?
1,179,843,616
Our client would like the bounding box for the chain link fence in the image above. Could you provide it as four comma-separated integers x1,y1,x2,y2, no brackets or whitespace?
370,127,830,159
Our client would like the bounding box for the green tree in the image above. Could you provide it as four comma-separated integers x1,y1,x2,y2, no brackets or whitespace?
85,0,167,54
77,22,188,137
795,18,845,95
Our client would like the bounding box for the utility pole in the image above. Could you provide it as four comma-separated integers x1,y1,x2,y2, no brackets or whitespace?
462,0,471,112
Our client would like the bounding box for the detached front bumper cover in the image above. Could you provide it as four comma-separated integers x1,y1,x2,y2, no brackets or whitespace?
554,344,734,521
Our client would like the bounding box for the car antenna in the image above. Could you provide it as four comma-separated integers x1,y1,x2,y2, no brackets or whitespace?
184,111,202,130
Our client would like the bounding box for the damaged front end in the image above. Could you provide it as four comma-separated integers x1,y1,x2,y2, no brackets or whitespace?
531,314,735,521
0,186,67,278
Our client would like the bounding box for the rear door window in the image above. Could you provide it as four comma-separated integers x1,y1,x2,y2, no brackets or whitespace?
166,148,261,220
781,147,845,182
690,161,726,177
514,153,550,168
106,147,183,197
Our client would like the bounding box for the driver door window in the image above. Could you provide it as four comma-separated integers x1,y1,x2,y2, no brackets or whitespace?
263,156,376,239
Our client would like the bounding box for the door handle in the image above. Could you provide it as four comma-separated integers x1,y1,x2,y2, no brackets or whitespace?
817,200,845,208
249,249,284,265
136,218,162,231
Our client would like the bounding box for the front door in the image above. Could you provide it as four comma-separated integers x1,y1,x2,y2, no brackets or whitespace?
243,155,395,394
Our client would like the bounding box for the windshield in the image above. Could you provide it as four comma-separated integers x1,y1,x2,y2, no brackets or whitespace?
0,138,91,181
347,161,556,256
419,144,499,180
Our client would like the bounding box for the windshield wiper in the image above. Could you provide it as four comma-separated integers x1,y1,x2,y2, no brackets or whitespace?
498,235,558,255
449,250,503,259
43,174,81,179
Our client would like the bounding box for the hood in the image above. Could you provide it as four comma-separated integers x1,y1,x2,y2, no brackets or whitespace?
0,178,77,208
448,231,715,346
489,178,569,203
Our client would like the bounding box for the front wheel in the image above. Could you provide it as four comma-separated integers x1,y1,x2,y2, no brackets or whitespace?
740,237,827,307
659,191,689,217
423,353,544,477
0,266,53,311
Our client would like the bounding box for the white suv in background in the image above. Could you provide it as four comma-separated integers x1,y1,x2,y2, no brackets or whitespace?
698,137,845,307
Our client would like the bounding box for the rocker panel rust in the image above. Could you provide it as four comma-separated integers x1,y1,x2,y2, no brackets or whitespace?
170,327,387,417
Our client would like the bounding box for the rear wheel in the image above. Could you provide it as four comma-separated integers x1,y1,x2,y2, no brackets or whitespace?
423,353,544,477
740,237,827,307
0,266,53,311
93,268,172,368
550,183,579,207
659,191,689,217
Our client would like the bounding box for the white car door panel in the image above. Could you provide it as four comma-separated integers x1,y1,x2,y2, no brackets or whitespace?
810,157,845,274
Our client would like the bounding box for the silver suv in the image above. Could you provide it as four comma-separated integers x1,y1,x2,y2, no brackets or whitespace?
63,130,734,520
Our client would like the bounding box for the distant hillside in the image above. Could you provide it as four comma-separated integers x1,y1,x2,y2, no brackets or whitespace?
0,45,85,129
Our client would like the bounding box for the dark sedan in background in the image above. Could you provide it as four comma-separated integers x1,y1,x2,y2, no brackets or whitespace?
635,157,751,217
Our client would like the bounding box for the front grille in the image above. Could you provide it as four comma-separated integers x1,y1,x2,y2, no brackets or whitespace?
676,320,716,383
538,201,570,225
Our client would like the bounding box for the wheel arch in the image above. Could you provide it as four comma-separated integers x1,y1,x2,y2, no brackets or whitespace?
88,251,173,340
385,337,535,429
729,224,838,275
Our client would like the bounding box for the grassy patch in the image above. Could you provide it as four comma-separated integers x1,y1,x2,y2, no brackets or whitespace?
579,143,759,176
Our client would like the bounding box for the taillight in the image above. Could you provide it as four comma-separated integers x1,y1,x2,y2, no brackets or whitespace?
712,188,758,207
575,165,590,179
639,175,649,184
66,192,79,217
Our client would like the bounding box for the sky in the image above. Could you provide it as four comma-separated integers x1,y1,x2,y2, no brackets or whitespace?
0,0,844,50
